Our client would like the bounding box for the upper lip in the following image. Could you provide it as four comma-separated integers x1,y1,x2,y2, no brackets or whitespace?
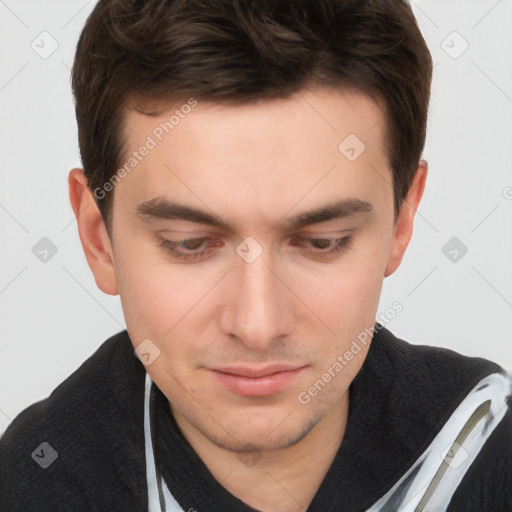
212,364,306,378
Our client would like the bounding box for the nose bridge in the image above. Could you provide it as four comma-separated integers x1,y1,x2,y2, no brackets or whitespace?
224,239,294,351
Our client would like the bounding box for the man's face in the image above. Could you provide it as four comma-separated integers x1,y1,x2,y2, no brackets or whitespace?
110,87,398,452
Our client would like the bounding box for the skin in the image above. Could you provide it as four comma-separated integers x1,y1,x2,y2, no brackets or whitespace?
69,86,427,512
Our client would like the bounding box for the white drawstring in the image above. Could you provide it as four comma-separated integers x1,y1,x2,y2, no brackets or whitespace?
144,372,185,512
366,371,512,511
144,370,511,512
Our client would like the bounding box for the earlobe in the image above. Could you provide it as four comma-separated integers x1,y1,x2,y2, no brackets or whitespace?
384,160,428,278
68,168,119,296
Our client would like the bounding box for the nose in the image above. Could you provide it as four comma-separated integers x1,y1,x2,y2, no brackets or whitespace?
220,242,295,352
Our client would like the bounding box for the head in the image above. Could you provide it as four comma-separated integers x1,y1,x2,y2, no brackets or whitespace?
69,0,432,453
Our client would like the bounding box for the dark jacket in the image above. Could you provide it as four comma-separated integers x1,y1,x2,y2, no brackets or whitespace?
1,325,511,511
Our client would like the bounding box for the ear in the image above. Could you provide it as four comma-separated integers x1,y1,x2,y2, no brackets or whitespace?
384,160,428,278
68,168,119,295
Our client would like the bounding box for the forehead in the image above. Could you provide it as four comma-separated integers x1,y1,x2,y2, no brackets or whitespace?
115,87,392,228
125,86,386,147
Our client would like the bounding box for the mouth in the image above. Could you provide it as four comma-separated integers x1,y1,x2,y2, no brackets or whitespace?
209,364,307,397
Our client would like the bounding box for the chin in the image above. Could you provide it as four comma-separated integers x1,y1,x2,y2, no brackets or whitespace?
194,410,321,454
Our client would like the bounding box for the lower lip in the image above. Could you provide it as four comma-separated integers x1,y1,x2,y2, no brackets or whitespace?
211,368,305,397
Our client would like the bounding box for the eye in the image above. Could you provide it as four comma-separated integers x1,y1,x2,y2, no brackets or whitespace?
157,236,216,261
291,235,353,258
156,234,354,262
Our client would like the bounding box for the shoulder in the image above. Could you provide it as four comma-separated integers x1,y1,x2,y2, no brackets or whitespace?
449,405,512,511
369,324,510,440
374,322,505,375
370,324,506,412
0,330,148,511
367,325,512,510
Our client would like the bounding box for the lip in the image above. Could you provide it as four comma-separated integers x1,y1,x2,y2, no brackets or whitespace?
214,363,304,378
209,364,306,397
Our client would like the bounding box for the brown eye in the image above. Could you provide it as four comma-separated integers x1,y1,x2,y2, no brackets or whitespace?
291,235,353,258
309,239,333,250
157,236,215,261
181,238,206,251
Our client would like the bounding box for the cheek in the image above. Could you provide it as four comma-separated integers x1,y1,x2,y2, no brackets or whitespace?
114,237,177,336
118,260,197,338
292,238,388,384
303,243,386,326
114,238,225,366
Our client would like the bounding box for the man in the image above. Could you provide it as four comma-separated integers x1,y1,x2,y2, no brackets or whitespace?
1,0,510,510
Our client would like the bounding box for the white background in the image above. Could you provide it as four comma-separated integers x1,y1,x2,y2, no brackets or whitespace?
1,0,511,434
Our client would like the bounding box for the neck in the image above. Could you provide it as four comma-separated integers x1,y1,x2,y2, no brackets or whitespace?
172,393,349,512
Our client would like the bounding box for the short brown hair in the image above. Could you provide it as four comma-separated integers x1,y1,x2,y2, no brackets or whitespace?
72,0,432,233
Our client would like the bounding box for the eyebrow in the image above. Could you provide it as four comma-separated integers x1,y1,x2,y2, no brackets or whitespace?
136,196,373,232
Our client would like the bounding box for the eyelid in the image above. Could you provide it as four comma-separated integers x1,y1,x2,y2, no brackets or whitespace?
155,232,354,264
295,229,353,236
154,230,354,246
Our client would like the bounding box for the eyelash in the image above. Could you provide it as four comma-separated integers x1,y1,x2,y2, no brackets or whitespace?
157,234,353,262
